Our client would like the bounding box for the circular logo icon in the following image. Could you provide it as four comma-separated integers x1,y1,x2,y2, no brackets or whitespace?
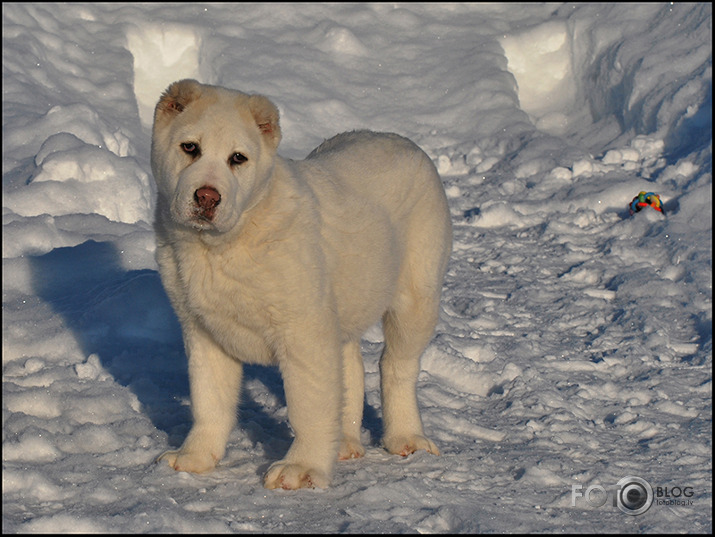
616,476,653,515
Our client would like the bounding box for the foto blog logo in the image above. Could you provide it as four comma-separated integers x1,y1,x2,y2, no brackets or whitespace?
572,476,654,516
571,476,696,515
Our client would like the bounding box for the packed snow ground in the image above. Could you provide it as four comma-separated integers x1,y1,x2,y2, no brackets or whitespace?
2,2,712,533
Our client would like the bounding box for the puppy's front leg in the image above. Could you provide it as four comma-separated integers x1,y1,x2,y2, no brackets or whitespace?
263,328,342,490
158,324,242,473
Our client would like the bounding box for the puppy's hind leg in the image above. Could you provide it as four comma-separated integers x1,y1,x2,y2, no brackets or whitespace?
380,289,441,457
338,340,366,460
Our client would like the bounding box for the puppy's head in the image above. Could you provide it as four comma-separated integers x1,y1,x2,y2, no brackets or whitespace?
151,79,281,234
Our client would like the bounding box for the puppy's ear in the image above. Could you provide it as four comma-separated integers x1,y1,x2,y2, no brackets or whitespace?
154,79,202,120
248,95,282,149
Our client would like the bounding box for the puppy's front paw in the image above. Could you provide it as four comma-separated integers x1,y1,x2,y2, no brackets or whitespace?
157,448,218,473
263,461,329,490
384,434,440,457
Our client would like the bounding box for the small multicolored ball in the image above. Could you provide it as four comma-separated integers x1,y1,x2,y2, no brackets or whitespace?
629,191,664,215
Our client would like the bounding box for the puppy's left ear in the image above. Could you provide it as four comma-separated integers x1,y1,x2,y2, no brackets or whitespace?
249,95,282,149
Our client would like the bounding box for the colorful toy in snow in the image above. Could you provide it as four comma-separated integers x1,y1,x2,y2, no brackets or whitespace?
629,191,664,215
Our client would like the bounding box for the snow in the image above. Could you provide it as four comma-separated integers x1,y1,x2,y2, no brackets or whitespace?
2,2,711,533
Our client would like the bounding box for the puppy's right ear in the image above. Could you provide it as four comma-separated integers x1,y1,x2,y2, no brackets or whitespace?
154,79,203,120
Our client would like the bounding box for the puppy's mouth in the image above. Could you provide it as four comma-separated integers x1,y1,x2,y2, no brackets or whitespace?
193,186,221,222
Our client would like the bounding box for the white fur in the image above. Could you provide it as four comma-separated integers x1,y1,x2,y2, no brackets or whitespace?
151,79,452,490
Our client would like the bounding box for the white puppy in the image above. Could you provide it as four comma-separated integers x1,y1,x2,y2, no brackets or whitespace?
151,79,452,489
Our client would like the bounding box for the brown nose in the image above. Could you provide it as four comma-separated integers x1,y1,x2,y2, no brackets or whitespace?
194,187,221,210
194,187,221,220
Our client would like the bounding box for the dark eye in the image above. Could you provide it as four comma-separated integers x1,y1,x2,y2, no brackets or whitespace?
230,152,248,166
181,142,200,157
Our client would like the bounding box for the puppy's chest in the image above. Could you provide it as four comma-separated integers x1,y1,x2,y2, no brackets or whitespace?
181,246,272,334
